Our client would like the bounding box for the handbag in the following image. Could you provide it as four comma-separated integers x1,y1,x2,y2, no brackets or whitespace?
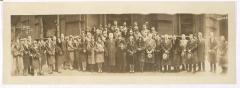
162,53,168,60
147,53,153,58
187,52,192,59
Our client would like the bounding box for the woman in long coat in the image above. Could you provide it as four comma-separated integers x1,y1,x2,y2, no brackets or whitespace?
101,31,108,72
31,41,41,76
105,33,117,72
67,36,75,70
46,38,55,74
197,32,205,71
134,30,141,70
11,43,15,75
73,38,80,70
172,35,181,72
186,34,198,72
127,36,136,73
136,37,146,72
12,39,24,75
154,35,163,72
11,42,17,75
38,39,48,75
87,37,96,72
208,32,217,72
22,38,32,75
74,38,82,71
116,35,122,72
95,37,105,72
218,36,228,74
79,36,87,71
161,35,172,72
55,38,64,73
145,34,156,72
180,34,188,71
116,37,127,72
60,34,68,70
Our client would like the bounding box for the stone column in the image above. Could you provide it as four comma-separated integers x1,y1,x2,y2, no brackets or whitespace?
40,16,44,38
56,15,60,38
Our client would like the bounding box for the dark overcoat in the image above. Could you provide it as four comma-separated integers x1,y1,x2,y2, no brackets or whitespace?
197,38,205,62
127,40,136,65
208,38,217,63
106,39,117,66
116,39,127,67
171,39,181,66
186,39,198,64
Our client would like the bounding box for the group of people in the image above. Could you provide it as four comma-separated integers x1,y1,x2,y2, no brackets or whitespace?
11,21,228,76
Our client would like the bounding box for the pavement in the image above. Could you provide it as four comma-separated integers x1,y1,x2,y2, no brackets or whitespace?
42,65,226,76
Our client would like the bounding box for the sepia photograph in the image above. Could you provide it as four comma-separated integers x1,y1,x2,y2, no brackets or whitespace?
10,14,228,76
2,2,236,84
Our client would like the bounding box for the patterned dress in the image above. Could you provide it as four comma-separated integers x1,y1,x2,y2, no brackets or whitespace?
145,38,156,64
180,39,188,65
186,39,198,64
39,44,47,68
95,41,105,63
161,39,172,65
46,42,55,65
87,41,96,65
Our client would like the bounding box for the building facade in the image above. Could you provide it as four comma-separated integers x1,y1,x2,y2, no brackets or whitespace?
11,14,228,41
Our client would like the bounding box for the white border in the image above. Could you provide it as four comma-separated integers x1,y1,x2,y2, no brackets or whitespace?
0,0,239,88
3,0,237,2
